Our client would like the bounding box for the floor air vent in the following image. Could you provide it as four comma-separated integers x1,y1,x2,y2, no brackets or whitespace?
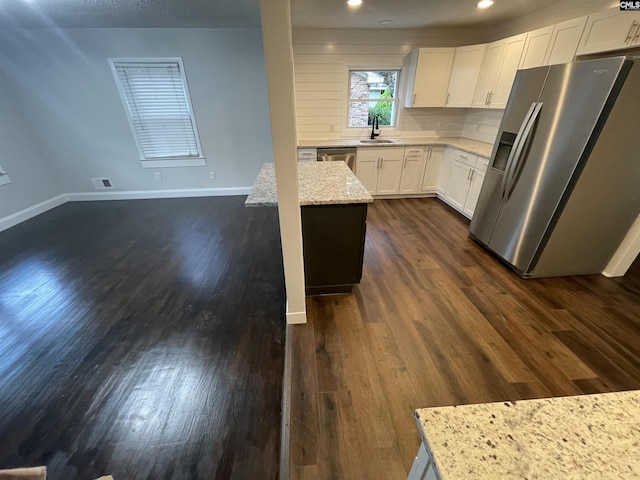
93,178,114,189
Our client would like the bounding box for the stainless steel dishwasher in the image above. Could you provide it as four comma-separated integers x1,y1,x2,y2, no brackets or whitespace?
317,147,357,172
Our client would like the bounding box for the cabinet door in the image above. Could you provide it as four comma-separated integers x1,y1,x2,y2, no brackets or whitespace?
399,155,426,194
545,16,587,65
519,26,553,70
447,44,486,108
377,157,403,195
422,147,443,193
437,148,454,194
490,33,527,109
471,40,503,108
463,168,486,218
444,160,471,211
410,48,455,107
577,9,640,55
355,157,379,195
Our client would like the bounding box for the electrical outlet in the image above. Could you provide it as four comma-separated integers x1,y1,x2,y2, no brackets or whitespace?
155,172,162,181
209,171,216,180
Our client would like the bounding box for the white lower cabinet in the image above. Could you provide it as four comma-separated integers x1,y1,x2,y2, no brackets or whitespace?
439,147,488,219
408,442,441,480
399,147,426,194
421,147,444,193
355,147,404,195
463,168,485,218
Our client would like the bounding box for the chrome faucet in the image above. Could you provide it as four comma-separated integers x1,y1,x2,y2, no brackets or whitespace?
370,115,381,140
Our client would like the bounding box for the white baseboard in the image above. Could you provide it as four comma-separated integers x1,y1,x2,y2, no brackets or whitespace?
0,194,68,233
0,187,252,233
286,300,307,324
66,187,251,202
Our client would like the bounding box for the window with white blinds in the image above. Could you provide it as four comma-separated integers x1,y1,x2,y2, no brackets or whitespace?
110,58,204,165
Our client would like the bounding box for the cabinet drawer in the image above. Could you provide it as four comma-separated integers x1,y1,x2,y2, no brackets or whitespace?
298,148,317,161
475,157,489,171
452,149,477,167
404,147,425,157
357,147,404,161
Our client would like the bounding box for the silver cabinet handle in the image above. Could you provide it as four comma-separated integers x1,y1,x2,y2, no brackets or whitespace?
467,169,472,180
413,93,416,105
625,20,638,44
484,92,490,105
403,158,407,169
446,93,450,105
470,169,474,181
488,92,493,105
428,148,432,160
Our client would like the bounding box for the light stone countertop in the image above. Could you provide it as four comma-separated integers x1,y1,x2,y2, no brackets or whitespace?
245,162,373,207
414,390,640,480
297,137,494,159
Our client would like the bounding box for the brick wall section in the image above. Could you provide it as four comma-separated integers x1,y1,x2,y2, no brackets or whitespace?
349,73,369,127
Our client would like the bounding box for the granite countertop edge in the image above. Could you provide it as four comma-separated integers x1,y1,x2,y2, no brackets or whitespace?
413,390,640,480
245,162,374,207
297,137,493,158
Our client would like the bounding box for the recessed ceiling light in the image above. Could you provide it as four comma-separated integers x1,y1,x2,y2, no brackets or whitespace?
477,0,494,7
379,20,392,25
347,0,363,6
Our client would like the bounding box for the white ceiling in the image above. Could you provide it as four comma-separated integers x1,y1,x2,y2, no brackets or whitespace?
291,0,611,29
0,0,261,28
0,0,614,29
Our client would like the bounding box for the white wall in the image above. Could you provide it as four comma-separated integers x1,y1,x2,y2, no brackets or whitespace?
292,28,487,140
0,27,273,196
462,109,504,145
0,69,64,219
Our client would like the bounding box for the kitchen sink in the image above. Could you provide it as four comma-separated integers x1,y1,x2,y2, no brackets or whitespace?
359,139,395,144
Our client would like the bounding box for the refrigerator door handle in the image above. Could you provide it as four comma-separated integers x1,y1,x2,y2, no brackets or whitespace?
504,102,544,202
501,102,538,200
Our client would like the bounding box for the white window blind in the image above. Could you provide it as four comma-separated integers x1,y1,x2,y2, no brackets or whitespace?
111,59,203,162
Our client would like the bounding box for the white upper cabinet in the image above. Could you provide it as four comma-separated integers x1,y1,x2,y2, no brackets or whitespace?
490,33,527,109
545,16,588,65
519,26,554,69
472,34,527,109
472,40,504,108
404,48,455,108
577,8,640,55
446,44,486,108
518,17,588,70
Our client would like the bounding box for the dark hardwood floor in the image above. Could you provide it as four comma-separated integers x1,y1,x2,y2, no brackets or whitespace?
289,198,640,480
0,197,286,480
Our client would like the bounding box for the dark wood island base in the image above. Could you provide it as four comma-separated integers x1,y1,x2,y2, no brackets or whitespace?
301,203,368,295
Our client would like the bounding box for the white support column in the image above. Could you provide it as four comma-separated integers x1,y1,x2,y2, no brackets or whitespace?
259,0,307,324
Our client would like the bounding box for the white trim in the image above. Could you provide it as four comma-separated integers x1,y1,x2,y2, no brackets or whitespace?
0,194,67,233
342,63,404,138
141,158,206,168
0,187,253,233
602,214,640,277
66,187,251,202
286,300,307,324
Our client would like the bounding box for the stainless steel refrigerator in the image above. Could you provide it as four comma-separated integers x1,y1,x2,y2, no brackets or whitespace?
469,56,640,278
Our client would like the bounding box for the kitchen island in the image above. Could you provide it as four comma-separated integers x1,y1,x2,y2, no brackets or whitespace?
409,390,640,480
246,162,373,295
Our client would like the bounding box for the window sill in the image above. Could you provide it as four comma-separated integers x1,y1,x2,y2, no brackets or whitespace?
141,158,206,168
0,174,11,187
